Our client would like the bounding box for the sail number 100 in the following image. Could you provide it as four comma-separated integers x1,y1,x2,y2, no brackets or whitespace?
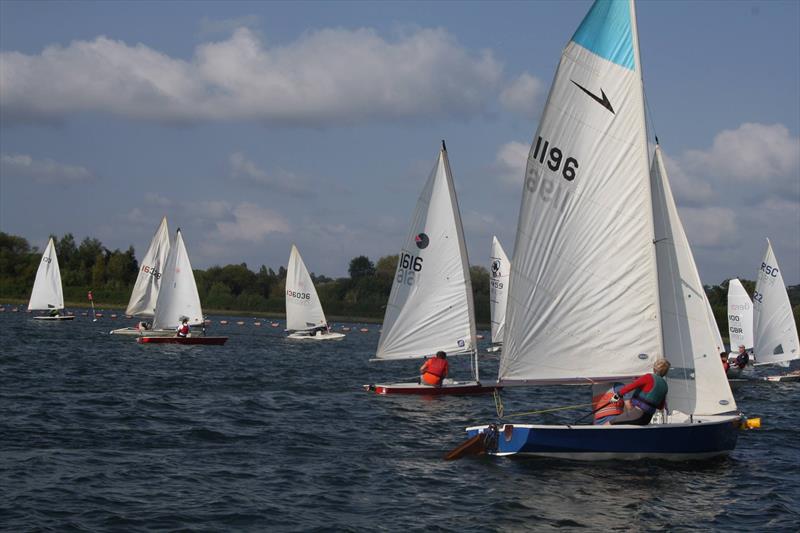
532,136,579,181
396,253,423,286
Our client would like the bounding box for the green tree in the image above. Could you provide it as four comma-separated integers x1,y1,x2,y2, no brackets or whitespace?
349,256,375,280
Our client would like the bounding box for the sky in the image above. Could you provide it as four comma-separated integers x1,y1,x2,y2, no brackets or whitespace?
1,0,798,284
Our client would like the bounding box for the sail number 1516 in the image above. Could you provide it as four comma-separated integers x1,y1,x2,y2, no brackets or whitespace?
532,136,579,181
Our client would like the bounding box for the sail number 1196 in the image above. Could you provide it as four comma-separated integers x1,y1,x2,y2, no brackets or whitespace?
532,136,579,181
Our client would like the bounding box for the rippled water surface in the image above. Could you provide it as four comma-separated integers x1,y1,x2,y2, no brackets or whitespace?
1,311,798,531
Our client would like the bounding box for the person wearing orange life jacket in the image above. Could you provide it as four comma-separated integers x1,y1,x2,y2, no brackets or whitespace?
608,358,670,426
420,351,448,386
176,318,190,338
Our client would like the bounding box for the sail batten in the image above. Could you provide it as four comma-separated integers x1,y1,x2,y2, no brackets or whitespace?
375,145,475,361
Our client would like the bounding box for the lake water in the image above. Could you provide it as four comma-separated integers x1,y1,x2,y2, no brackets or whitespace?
1,310,797,531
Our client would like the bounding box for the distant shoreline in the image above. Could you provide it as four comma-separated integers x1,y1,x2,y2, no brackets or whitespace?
0,297,494,329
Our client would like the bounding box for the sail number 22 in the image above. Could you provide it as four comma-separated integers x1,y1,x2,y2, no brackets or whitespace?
396,252,423,286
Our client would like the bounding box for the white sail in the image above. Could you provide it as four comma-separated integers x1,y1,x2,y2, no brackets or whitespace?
151,229,203,330
375,143,476,361
489,236,510,344
285,245,328,332
727,278,754,351
28,237,65,311
650,146,736,415
125,216,171,317
753,240,799,364
705,295,725,355
499,0,660,384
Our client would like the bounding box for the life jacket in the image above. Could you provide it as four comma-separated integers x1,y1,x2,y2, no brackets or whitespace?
632,373,668,414
422,358,448,385
593,389,624,424
177,324,190,337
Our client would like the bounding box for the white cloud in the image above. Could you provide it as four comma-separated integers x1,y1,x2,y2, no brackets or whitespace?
494,141,529,186
660,150,713,204
214,202,290,242
499,73,544,118
229,152,309,195
677,206,737,248
144,193,173,207
0,153,94,183
1,27,503,125
683,123,799,183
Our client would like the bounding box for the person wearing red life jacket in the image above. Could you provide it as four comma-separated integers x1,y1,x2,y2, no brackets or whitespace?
593,384,625,425
720,352,730,373
608,358,671,426
420,351,448,386
176,318,190,338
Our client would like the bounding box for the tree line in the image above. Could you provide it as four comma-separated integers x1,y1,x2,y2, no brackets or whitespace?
1,231,797,332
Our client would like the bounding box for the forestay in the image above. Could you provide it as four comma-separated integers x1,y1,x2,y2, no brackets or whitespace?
375,143,476,361
727,278,754,351
650,146,736,415
28,237,64,311
499,0,660,383
753,240,799,364
489,236,510,344
152,230,203,330
285,245,327,332
126,216,171,317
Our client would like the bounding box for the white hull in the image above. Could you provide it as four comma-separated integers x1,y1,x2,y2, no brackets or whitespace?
33,315,75,321
287,331,346,341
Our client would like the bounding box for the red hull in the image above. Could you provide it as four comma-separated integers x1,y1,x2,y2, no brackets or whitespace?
137,336,228,345
364,382,501,396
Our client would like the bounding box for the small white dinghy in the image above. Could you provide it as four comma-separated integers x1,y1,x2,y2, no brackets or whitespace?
111,217,172,336
29,238,74,321
285,245,345,341
365,141,499,395
487,236,510,354
753,240,799,382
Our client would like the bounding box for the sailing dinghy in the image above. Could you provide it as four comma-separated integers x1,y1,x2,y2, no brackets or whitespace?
137,229,227,345
285,245,345,340
29,237,74,320
111,217,172,336
365,141,499,395
464,0,742,459
725,278,754,378
487,236,510,353
753,240,799,381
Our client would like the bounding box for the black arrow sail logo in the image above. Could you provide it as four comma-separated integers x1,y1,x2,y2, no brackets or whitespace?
571,80,615,114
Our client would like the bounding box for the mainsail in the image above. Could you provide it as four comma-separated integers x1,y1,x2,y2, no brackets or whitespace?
727,278,754,351
151,229,203,330
126,217,171,317
753,240,799,365
650,146,736,415
489,236,510,344
285,245,328,332
28,237,65,311
374,142,476,361
499,0,660,383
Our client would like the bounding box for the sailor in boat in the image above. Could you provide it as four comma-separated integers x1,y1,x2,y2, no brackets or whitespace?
176,318,190,338
48,308,60,317
606,359,671,426
137,321,151,332
733,345,750,369
419,351,448,386
720,352,731,373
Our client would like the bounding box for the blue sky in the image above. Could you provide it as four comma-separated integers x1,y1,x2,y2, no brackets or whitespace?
1,0,798,284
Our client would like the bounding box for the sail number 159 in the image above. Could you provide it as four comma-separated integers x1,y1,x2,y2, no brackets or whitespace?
532,136,579,181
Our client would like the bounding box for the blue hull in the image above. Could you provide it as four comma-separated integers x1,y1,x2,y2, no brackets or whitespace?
466,415,742,460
